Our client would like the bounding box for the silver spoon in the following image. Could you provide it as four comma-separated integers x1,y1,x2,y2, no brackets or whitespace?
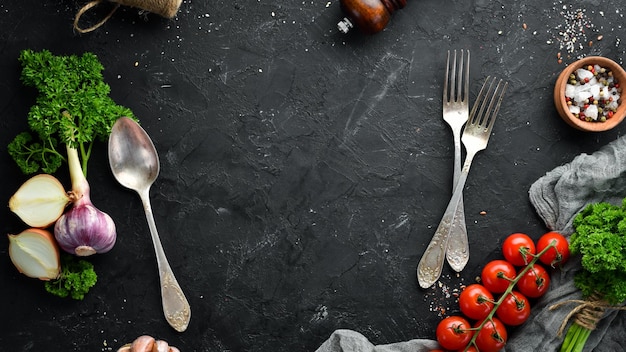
108,117,191,332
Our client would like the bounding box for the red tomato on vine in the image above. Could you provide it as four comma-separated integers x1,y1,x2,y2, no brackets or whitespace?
481,260,516,294
474,317,507,352
495,290,531,326
502,233,536,266
536,231,570,267
435,316,473,351
517,263,550,298
459,284,495,320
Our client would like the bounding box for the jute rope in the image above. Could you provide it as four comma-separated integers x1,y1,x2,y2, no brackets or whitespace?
74,0,182,34
549,293,626,336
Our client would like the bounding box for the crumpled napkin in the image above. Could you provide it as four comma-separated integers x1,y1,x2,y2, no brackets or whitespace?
528,135,626,235
316,136,626,352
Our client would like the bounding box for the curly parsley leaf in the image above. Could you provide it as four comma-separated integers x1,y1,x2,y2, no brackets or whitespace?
44,254,98,300
8,131,63,174
570,198,626,304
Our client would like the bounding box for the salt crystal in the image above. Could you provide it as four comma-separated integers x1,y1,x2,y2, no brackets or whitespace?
585,104,599,120
576,90,591,104
576,68,594,81
590,84,601,100
569,105,581,114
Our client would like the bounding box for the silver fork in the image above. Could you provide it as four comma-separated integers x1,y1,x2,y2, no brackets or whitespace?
442,49,470,273
417,76,507,289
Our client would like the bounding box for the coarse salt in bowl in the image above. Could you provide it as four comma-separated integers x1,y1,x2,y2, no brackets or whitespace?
554,56,626,132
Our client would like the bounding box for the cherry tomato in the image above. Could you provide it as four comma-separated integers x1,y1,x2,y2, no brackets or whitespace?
517,263,550,298
481,260,516,294
536,231,570,267
435,316,473,351
495,290,531,326
474,317,507,352
459,284,495,320
502,233,536,266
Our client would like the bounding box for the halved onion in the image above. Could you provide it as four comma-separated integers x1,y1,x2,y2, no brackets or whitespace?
8,228,60,280
9,174,70,228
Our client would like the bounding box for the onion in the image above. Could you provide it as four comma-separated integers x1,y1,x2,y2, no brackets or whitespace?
9,174,70,228
8,228,60,280
54,145,116,256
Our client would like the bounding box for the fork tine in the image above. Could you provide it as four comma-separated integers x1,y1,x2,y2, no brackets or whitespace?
444,49,470,103
450,50,457,101
443,51,449,102
461,50,470,103
469,76,492,125
443,50,451,102
483,79,507,133
469,76,507,129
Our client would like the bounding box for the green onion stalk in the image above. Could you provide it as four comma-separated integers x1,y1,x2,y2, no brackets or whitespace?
552,293,616,352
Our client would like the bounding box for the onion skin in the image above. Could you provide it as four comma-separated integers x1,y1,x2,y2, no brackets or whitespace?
8,228,60,280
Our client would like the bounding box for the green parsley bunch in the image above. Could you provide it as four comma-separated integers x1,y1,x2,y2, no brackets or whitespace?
9,49,134,175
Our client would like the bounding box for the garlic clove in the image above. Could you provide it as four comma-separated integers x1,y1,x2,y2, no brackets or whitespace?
153,340,169,352
130,335,155,352
8,228,60,280
9,174,70,228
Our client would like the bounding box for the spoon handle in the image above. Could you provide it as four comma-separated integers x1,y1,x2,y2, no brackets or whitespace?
140,189,191,332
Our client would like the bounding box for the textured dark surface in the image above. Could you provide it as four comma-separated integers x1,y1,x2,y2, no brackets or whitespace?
1,1,625,351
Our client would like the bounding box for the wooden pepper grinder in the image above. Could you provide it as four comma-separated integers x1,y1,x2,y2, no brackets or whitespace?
337,0,407,35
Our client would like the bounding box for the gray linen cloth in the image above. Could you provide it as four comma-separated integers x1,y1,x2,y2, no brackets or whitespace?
316,136,626,352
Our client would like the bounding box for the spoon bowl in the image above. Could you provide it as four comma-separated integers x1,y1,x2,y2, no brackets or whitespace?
108,117,190,332
108,120,159,190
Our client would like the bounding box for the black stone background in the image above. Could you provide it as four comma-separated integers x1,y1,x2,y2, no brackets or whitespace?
1,1,625,351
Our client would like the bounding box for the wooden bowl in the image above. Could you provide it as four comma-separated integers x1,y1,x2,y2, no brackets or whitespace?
554,56,626,132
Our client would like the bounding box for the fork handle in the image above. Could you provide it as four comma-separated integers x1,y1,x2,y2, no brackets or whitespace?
446,128,469,272
446,197,469,271
417,152,475,288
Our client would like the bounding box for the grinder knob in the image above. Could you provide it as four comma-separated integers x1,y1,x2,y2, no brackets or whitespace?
337,0,407,35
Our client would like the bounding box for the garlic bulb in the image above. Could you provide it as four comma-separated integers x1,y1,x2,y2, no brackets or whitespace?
53,146,117,256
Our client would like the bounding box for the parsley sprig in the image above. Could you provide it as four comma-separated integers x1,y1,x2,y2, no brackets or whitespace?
44,254,97,300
